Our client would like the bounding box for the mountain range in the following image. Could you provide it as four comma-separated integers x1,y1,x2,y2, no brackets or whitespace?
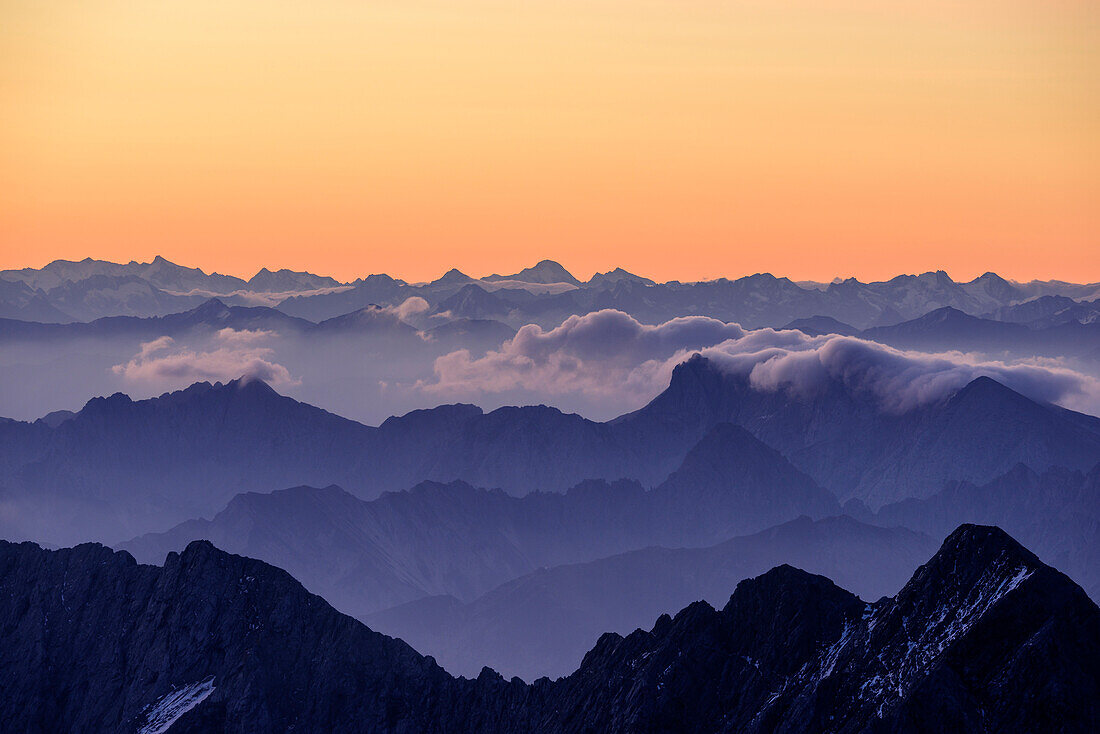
364,516,936,679
118,457,1097,680
7,256,1100,329
0,525,1095,731
3,254,1098,730
3,352,1098,545
870,463,1100,600
119,421,838,617
790,305,1100,360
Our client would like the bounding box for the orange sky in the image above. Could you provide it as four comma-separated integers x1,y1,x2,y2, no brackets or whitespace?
2,1,1098,283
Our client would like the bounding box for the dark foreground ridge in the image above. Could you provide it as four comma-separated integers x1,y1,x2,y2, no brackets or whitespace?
0,525,1096,732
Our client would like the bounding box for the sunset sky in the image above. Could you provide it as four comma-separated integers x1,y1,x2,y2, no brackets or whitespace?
2,0,1097,283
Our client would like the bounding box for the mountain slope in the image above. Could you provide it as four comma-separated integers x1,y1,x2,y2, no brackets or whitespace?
1,525,1096,732
8,379,375,543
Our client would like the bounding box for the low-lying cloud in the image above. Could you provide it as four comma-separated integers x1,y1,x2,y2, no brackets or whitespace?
423,309,744,399
386,296,430,322
112,329,298,389
422,310,1100,416
706,331,1100,414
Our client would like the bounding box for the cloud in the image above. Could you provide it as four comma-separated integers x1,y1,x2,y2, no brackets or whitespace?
381,296,429,322
422,309,745,399
421,312,1100,416
701,331,1100,414
138,335,175,358
113,335,298,389
216,327,275,345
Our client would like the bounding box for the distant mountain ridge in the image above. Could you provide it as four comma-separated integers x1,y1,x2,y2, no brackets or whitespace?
0,257,348,323
633,355,1100,506
871,462,1100,600
0,525,1096,731
366,515,937,679
7,256,1100,327
3,353,1098,543
120,423,839,618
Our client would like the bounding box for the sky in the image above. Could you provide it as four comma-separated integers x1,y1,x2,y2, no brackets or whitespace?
2,0,1097,283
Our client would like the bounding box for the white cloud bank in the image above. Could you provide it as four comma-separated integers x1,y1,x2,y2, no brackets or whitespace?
386,296,429,321
112,328,298,388
421,309,1100,416
422,310,745,400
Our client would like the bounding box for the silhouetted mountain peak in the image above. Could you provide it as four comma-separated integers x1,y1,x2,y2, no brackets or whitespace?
676,422,784,475
645,353,728,411
723,565,861,672
485,260,581,286
79,391,135,415
188,297,232,319
586,267,655,288
782,315,859,336
434,268,475,285
316,304,413,332
921,523,1040,581
948,375,1030,410
226,375,278,397
919,305,970,322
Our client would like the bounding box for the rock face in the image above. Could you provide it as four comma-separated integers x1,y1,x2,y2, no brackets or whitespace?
0,525,1097,732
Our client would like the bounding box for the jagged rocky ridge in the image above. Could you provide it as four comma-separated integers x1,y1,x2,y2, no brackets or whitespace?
0,525,1096,732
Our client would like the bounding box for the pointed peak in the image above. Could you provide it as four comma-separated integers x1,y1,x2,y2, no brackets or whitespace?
916,305,970,322
938,523,1034,560
653,353,726,402
181,538,218,558
688,422,769,455
434,268,475,285
486,260,580,285
899,524,1045,609
586,267,656,287
228,375,278,396
191,297,229,313
950,375,1027,407
79,391,135,414
723,564,860,632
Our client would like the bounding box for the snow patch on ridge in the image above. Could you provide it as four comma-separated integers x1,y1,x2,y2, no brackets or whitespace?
138,677,215,734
